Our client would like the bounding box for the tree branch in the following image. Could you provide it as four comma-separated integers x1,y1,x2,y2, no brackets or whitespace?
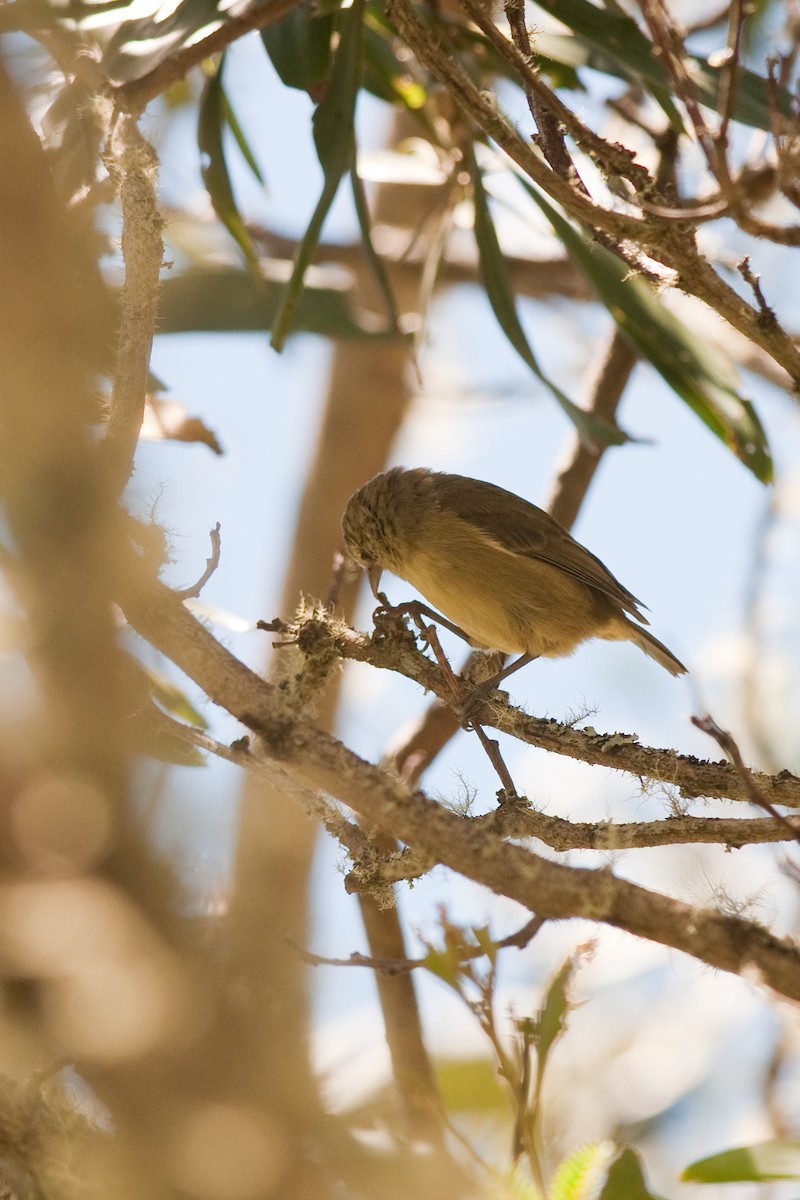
119,576,800,1003
101,117,163,498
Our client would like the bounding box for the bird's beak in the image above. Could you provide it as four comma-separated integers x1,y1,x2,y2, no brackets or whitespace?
367,566,383,598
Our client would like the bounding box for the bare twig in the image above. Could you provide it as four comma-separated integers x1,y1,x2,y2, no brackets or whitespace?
168,725,800,869
738,257,776,322
472,723,519,798
291,913,546,975
175,523,222,600
692,714,800,846
637,0,718,173
504,0,587,189
716,0,747,155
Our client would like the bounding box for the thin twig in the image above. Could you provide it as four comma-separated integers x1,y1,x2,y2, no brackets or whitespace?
291,913,546,975
504,0,584,189
472,723,519,798
716,0,747,156
691,714,800,846
637,0,718,174
456,0,645,187
738,257,776,323
388,0,800,386
321,617,800,809
175,523,222,600
343,806,800,892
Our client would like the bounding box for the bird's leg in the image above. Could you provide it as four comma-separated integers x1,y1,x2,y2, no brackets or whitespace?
471,724,519,800
415,620,463,706
421,625,520,800
372,595,473,647
461,653,538,723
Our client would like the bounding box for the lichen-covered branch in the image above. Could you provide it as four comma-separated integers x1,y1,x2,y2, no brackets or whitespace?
119,576,800,1002
318,616,800,809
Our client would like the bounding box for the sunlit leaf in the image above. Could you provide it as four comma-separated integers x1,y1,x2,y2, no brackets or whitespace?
185,599,255,633
0,0,134,34
362,14,427,108
468,146,628,448
549,1142,615,1200
198,55,259,269
147,666,208,729
132,716,207,766
357,146,447,186
271,0,365,349
522,180,773,483
682,1139,800,1183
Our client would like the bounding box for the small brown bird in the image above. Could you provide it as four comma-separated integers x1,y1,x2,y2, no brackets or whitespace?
342,467,686,688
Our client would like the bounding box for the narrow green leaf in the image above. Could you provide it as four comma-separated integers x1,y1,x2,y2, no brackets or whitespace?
198,56,259,270
532,955,576,1070
598,1147,666,1200
350,164,401,334
312,0,364,181
467,147,628,448
526,950,582,1115
521,179,773,483
260,2,334,93
158,265,406,340
682,1139,800,1183
271,0,365,349
221,88,264,185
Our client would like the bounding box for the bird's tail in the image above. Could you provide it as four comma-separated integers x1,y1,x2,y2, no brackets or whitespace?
620,617,687,677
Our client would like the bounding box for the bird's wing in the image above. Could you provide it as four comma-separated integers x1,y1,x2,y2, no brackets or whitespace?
432,473,648,621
